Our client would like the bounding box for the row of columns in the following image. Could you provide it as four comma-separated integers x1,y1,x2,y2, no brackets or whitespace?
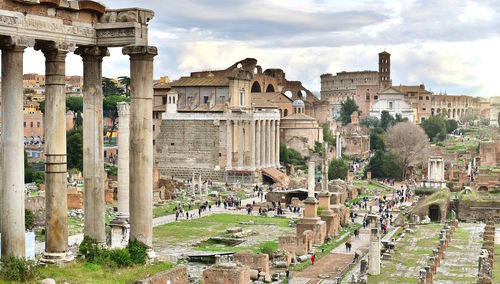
0,41,157,261
226,119,279,171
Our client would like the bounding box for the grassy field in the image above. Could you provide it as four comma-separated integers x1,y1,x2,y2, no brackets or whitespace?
493,244,500,283
433,225,481,283
34,261,174,284
368,223,442,283
153,213,293,243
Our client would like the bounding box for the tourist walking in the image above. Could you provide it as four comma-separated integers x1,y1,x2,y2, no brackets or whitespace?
311,254,315,265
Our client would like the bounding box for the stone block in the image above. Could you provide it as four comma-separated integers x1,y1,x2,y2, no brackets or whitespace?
233,252,269,275
135,265,188,284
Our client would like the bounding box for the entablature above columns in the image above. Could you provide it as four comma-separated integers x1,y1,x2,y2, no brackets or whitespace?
0,1,153,48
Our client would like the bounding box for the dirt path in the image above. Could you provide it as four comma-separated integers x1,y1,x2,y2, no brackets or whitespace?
292,228,371,283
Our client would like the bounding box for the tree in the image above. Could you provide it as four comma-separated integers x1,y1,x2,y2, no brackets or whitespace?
384,122,430,180
67,128,83,172
370,127,385,150
321,123,336,146
365,151,403,180
328,158,348,180
395,114,408,123
445,119,458,133
118,76,130,97
103,95,131,137
339,97,360,125
380,111,395,130
66,96,84,128
279,143,289,165
421,115,447,141
102,77,123,97
360,116,380,128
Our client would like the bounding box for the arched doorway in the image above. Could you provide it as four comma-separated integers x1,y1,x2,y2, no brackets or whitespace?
251,81,261,93
429,204,440,221
266,84,275,92
478,186,488,192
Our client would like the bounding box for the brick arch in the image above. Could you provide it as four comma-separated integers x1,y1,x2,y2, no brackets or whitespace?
266,84,275,92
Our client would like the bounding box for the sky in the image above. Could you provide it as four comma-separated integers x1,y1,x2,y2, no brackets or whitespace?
22,0,500,97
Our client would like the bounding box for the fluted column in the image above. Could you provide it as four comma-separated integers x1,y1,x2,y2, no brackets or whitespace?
250,120,256,171
237,120,244,169
275,120,280,168
123,46,157,248
255,120,261,170
270,120,276,167
226,119,232,170
266,120,271,167
37,42,72,262
116,102,130,220
76,46,109,244
260,120,267,168
0,43,26,258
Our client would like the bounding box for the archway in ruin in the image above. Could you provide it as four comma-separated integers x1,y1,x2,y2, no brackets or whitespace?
478,186,489,192
266,84,275,92
251,81,261,93
429,204,441,221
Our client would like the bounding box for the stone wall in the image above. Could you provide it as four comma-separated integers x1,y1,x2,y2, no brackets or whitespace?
233,252,269,275
68,188,84,209
135,265,188,284
25,195,45,211
156,119,226,181
458,200,500,222
202,263,251,284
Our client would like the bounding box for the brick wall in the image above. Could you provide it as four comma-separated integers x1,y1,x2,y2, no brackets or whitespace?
135,265,188,284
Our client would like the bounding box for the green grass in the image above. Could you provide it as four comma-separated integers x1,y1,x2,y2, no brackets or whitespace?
153,214,292,243
368,223,442,283
493,244,500,283
35,261,173,284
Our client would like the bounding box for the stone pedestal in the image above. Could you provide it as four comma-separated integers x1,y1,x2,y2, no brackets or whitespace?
124,46,157,248
318,192,339,237
110,219,130,249
368,227,380,275
296,197,326,245
0,44,26,258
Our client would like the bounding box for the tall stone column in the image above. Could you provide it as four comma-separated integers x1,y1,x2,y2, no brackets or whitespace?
260,120,266,168
250,120,256,171
75,46,109,244
237,121,244,169
336,131,342,158
270,120,276,167
266,120,271,167
37,42,72,262
369,227,381,275
110,102,131,249
1,44,26,258
123,46,157,249
226,119,232,170
275,120,280,168
255,120,261,170
116,102,130,221
308,161,315,198
323,142,329,191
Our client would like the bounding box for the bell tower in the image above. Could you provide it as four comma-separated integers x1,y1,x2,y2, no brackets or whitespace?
378,51,391,89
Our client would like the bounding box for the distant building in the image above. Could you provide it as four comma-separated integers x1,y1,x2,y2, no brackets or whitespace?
369,87,414,122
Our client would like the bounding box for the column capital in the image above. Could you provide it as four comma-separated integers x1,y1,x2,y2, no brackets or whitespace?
117,102,131,116
34,41,75,54
122,45,158,59
75,46,110,60
0,36,34,50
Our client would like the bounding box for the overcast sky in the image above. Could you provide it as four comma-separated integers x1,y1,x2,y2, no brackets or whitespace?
23,0,500,97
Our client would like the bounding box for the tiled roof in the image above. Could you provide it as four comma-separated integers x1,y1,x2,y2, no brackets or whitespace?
171,76,229,87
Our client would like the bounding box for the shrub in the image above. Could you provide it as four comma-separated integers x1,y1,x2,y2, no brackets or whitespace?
127,239,148,265
25,209,35,231
0,255,40,282
78,236,105,263
260,244,276,260
109,248,133,268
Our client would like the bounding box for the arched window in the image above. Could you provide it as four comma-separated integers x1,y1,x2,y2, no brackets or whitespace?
284,109,288,117
266,84,275,92
251,81,261,93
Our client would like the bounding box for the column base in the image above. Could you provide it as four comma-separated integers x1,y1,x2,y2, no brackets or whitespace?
41,251,75,265
110,219,130,249
146,248,156,264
